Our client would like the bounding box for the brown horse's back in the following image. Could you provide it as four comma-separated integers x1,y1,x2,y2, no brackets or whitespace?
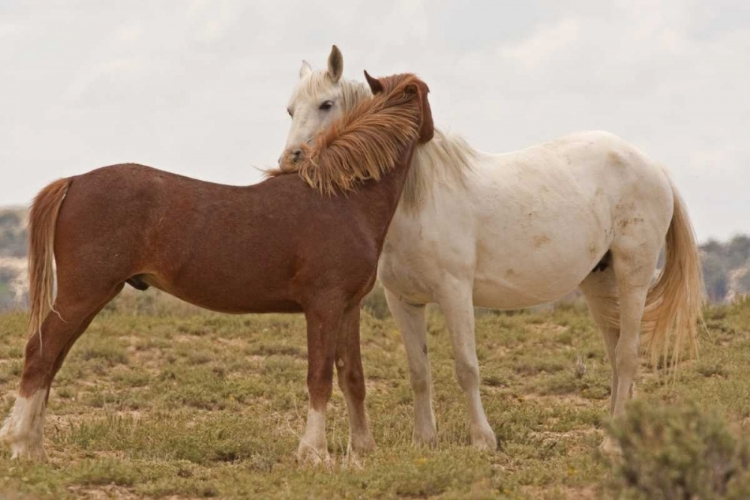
54,163,379,314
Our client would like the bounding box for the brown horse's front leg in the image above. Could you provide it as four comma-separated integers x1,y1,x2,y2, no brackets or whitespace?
298,304,343,464
336,305,375,456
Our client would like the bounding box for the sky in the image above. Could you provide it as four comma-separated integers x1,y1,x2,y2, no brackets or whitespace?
1,0,748,242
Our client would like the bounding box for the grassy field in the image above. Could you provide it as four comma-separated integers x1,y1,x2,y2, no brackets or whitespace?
0,290,749,499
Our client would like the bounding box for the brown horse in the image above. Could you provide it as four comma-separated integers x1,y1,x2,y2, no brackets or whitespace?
0,72,434,463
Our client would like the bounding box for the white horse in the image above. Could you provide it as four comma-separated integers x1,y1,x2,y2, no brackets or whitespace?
281,46,703,453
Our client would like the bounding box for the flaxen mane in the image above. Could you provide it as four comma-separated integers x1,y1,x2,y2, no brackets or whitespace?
270,74,423,195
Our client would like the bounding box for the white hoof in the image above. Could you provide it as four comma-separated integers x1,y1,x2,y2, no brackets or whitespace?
296,440,331,466
412,426,438,448
297,408,329,466
470,424,498,451
0,391,48,462
599,435,622,457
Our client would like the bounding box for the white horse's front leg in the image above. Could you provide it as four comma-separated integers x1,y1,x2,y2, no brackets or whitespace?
385,288,437,447
437,280,496,450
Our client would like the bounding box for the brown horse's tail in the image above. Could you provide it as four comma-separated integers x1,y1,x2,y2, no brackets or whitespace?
27,178,71,351
641,178,704,372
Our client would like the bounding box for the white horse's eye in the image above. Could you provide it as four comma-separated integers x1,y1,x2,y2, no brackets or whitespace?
319,100,334,111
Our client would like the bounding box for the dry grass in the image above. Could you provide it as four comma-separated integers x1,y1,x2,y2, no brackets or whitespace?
0,290,749,499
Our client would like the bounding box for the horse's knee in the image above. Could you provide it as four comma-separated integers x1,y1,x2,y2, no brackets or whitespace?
338,366,365,401
408,364,432,394
455,359,480,392
615,342,639,370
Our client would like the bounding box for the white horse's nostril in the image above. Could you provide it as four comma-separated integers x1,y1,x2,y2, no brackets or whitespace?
292,149,303,159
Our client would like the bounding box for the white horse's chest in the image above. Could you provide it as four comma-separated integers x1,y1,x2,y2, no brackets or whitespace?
377,207,453,304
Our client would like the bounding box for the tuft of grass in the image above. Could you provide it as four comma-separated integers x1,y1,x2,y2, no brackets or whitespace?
75,344,128,366
697,360,730,378
72,460,140,487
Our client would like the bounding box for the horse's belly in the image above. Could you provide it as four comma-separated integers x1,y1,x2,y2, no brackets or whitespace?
472,228,609,309
472,265,588,310
143,273,302,314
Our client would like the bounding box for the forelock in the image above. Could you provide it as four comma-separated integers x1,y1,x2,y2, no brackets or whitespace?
288,70,370,111
289,70,337,107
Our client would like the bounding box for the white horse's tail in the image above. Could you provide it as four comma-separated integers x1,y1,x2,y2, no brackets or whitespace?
640,179,704,371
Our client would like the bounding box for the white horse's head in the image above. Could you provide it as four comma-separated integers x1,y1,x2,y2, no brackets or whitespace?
279,45,370,164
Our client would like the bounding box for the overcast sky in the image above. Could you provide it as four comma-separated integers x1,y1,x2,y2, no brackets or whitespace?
1,1,748,242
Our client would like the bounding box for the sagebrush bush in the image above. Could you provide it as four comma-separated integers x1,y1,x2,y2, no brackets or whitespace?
607,400,750,499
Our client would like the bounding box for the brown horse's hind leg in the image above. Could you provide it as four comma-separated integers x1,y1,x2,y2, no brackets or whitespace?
335,306,375,456
0,283,123,460
297,301,344,464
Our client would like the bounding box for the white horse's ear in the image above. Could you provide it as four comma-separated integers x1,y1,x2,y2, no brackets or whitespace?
299,60,312,79
327,45,343,83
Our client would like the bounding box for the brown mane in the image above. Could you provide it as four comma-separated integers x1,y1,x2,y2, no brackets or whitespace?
269,74,423,195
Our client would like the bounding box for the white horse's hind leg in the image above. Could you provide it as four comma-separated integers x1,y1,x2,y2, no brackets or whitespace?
580,265,626,456
0,390,48,461
579,266,621,415
611,241,662,415
384,289,437,447
581,238,662,455
436,281,496,450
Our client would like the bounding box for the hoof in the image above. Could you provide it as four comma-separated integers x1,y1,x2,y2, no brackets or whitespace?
599,435,622,458
412,428,438,449
349,433,376,455
297,441,331,466
471,426,498,451
12,443,48,462
0,435,48,462
0,423,46,462
0,391,49,462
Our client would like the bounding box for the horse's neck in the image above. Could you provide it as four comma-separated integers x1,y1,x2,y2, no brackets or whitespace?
351,146,416,242
398,128,478,212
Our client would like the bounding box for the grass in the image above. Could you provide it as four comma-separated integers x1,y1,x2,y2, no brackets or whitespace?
0,290,749,499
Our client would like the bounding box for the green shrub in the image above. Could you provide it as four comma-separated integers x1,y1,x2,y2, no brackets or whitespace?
607,400,750,499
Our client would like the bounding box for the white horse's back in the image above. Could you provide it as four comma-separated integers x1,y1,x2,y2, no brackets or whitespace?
387,130,674,309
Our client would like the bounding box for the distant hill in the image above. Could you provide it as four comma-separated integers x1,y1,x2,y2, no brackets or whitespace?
701,236,750,302
0,206,748,310
0,208,27,259
0,208,29,309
